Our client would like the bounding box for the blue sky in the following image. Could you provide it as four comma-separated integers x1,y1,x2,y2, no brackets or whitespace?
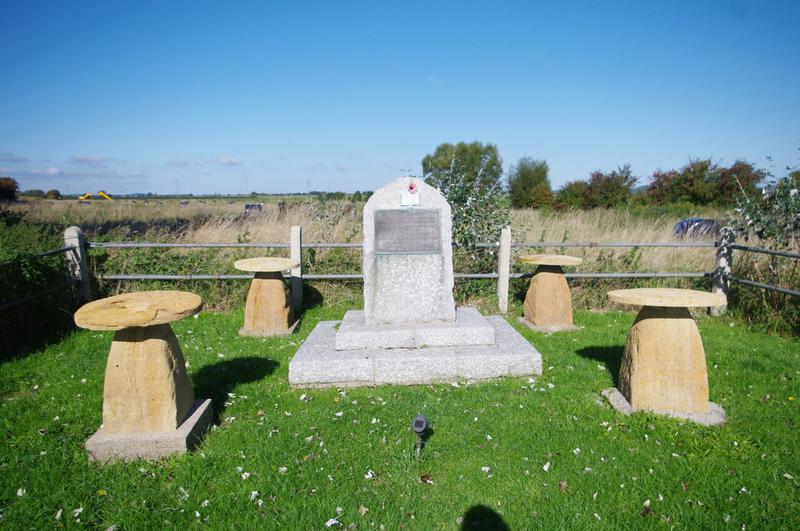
1,0,798,195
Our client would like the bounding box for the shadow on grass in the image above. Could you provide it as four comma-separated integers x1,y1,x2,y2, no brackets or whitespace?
1,304,76,363
460,505,510,530
192,357,278,423
511,276,530,305
303,283,324,312
576,345,624,388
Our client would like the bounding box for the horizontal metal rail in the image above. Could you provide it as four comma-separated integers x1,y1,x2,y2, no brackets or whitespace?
98,273,499,281
305,273,363,280
513,241,715,249
101,274,254,280
88,240,716,251
99,271,710,281
302,243,361,249
727,275,800,297
89,242,290,249
0,245,76,267
36,245,77,258
730,245,800,260
518,271,710,279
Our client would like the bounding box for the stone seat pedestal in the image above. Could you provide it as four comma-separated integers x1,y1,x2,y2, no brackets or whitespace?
74,290,213,461
234,257,299,337
519,254,582,332
602,288,727,426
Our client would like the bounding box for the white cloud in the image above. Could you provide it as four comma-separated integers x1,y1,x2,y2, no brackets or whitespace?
31,166,62,176
209,154,242,167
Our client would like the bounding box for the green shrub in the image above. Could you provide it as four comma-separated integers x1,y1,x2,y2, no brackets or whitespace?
422,141,509,251
728,169,799,335
0,210,75,358
554,180,590,210
423,141,510,298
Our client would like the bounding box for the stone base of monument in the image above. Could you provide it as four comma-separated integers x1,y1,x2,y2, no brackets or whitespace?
85,399,213,462
516,317,580,334
289,314,542,387
335,307,495,350
600,388,726,426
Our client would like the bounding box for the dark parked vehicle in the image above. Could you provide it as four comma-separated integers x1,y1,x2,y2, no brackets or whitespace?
673,218,721,239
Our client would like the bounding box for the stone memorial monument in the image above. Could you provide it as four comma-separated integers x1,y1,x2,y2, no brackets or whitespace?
289,177,541,387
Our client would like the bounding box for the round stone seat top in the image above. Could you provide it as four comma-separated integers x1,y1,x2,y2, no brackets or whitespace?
519,254,583,266
74,290,203,331
608,288,726,308
234,257,298,272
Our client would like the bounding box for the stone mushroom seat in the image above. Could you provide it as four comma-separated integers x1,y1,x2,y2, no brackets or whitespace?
601,288,727,426
519,254,583,332
75,290,213,461
234,257,299,337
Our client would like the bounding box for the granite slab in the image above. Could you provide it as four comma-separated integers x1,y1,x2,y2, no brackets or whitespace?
335,307,495,350
290,316,542,387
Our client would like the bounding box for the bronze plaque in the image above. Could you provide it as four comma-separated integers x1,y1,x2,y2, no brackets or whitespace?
374,209,441,254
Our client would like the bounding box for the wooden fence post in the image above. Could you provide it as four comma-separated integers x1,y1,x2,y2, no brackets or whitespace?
290,225,303,318
497,226,511,314
710,226,734,316
64,226,92,304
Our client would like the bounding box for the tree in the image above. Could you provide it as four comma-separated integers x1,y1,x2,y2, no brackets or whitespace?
508,158,553,208
648,159,765,206
717,161,765,204
45,189,62,200
422,141,503,192
647,159,718,205
554,180,590,210
23,189,45,198
0,177,19,201
584,164,637,208
422,141,509,273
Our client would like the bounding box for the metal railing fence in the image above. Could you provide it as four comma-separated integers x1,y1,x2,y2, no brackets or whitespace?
6,224,797,317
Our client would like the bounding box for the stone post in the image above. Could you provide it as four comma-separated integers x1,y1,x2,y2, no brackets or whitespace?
290,225,303,318
710,227,734,316
64,226,92,304
497,226,511,314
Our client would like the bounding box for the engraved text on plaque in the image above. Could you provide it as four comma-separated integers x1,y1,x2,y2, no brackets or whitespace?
374,209,441,254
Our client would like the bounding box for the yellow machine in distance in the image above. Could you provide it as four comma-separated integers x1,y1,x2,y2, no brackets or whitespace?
79,191,114,201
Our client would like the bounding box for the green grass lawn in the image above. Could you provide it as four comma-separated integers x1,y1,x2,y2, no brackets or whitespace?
1,303,798,529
